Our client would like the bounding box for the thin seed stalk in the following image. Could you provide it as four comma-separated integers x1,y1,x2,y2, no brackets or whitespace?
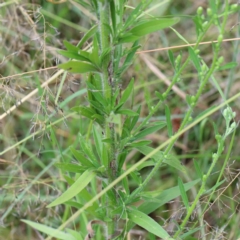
128,18,216,202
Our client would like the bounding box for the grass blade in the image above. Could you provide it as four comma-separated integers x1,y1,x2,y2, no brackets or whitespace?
47,170,95,208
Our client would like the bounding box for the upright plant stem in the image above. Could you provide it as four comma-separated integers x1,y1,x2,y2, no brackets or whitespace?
98,1,117,237
98,1,111,100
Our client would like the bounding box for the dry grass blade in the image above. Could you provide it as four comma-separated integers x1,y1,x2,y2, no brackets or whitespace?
136,37,240,54
0,69,64,121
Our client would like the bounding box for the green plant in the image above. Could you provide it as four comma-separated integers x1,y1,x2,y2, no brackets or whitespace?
11,0,239,239
47,2,180,238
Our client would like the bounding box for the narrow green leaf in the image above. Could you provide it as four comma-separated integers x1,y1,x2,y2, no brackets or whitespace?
165,105,173,137
118,78,134,107
110,1,116,34
130,171,142,185
188,47,201,71
135,159,156,171
47,170,96,207
111,88,120,109
128,208,171,239
129,140,152,147
93,125,102,159
117,191,128,203
122,174,130,195
135,146,186,172
193,159,203,179
126,180,200,232
178,177,189,210
121,116,132,139
58,61,100,73
155,91,164,101
168,50,175,69
165,154,186,172
140,196,164,204
209,0,217,13
180,226,204,239
65,200,99,219
49,127,58,147
111,205,125,217
117,43,140,75
193,16,203,36
103,22,113,37
138,179,200,214
77,25,98,49
21,220,76,240
86,81,108,108
102,138,112,143
63,40,79,51
58,50,90,62
92,115,105,125
66,229,83,240
63,175,74,185
89,100,106,114
100,48,111,65
130,18,179,37
72,105,94,115
118,34,140,43
102,143,109,168
116,109,139,116
70,147,94,167
134,122,166,140
78,135,99,166
129,106,141,131
123,3,143,30
72,106,104,124
77,50,91,59
170,27,189,44
137,1,170,18
89,36,100,67
139,188,163,198
185,95,192,107
218,62,237,71
118,150,128,173
102,182,116,203
65,201,82,209
59,89,87,108
55,162,87,173
204,179,225,195
86,73,94,102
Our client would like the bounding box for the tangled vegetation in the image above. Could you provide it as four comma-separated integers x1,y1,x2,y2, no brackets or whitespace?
1,1,240,239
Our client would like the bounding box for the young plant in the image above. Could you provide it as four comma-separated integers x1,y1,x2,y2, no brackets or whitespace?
21,1,239,240
44,2,179,239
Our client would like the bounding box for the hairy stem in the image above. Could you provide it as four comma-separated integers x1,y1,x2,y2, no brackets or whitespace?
98,1,117,237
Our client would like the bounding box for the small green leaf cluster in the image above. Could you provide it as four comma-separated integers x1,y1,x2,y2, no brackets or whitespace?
223,107,237,138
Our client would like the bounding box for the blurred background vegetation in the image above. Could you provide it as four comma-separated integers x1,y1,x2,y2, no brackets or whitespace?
0,0,240,239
